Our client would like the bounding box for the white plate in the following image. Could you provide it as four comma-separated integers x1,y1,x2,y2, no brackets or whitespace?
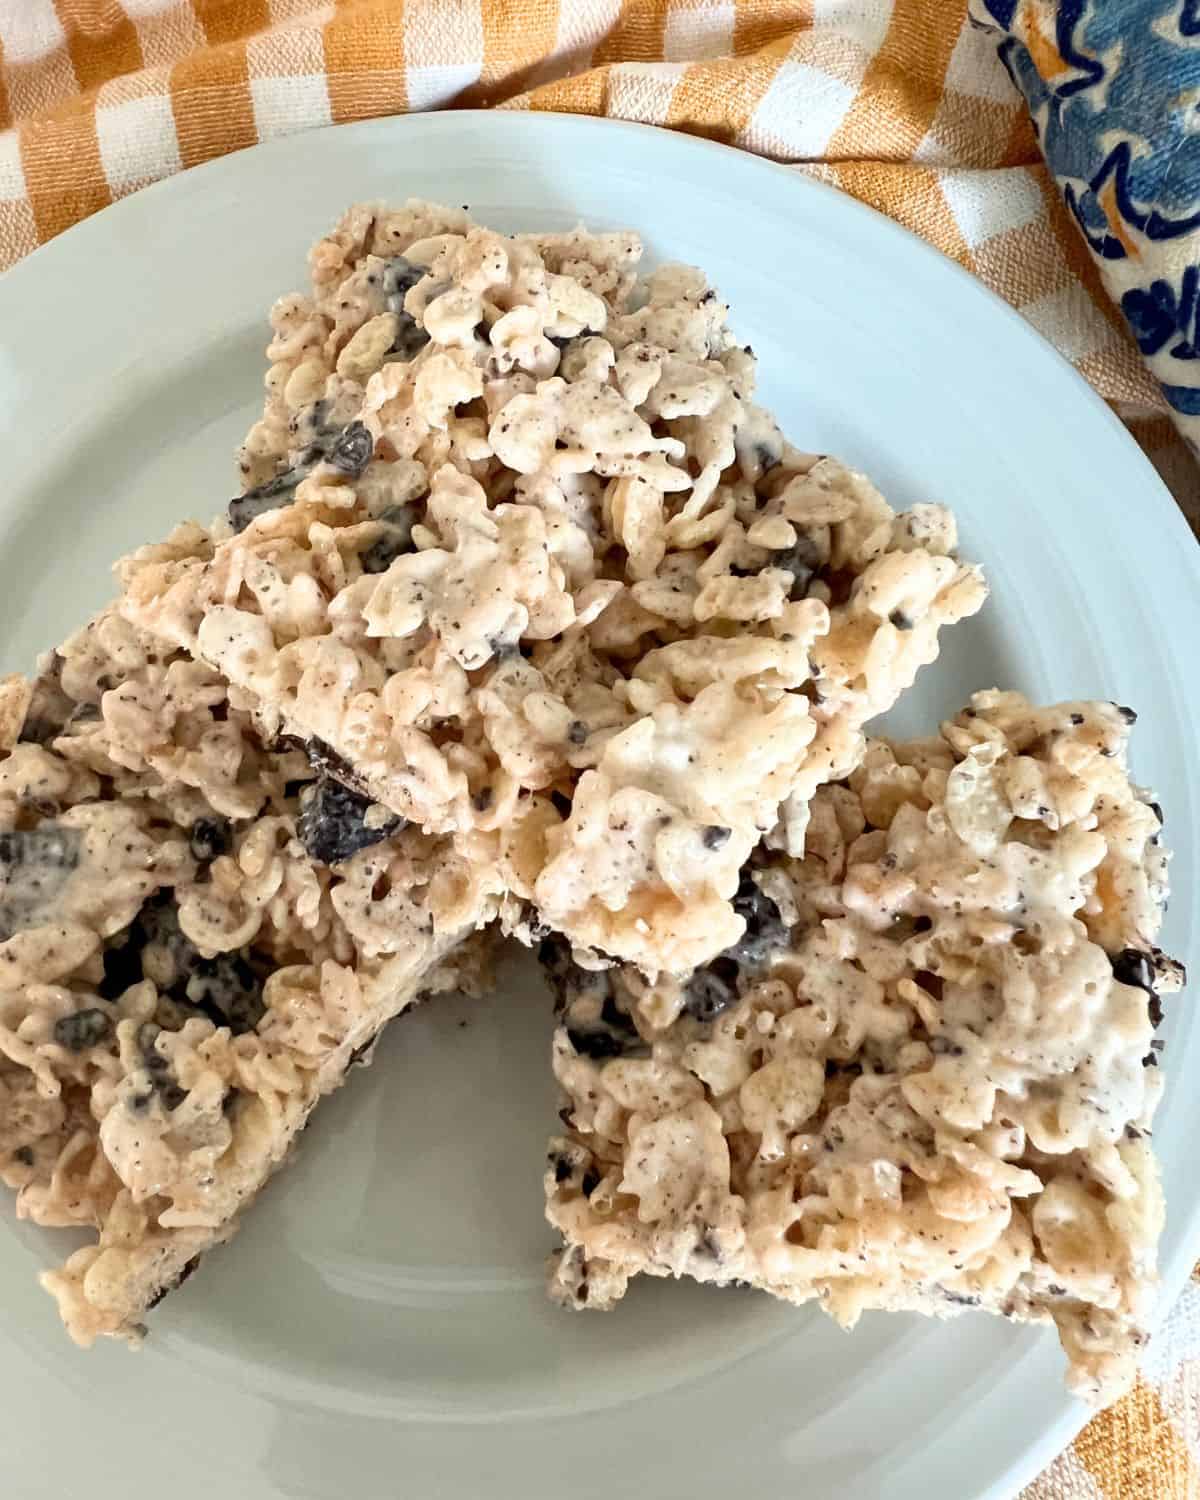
1,112,1197,1500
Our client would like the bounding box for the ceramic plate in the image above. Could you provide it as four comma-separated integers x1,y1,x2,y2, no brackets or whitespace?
1,112,1197,1500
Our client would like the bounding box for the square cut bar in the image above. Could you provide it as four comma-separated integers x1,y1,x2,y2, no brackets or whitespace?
119,200,986,978
0,607,499,1345
542,694,1182,1404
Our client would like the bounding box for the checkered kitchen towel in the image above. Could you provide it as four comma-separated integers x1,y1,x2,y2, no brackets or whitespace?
0,3,1196,1496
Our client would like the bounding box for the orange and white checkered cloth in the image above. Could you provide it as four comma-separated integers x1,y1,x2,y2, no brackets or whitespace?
0,4,1196,1496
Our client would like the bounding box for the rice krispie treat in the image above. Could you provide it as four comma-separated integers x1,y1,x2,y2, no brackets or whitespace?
0,608,499,1345
542,693,1182,1404
118,200,986,976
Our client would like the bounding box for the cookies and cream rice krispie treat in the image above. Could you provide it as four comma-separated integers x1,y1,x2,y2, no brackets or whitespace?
542,693,1183,1404
0,607,499,1345
117,199,986,976
1,200,1184,1416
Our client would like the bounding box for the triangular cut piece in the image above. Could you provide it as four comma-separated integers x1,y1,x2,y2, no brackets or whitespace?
543,694,1182,1404
118,198,986,975
0,608,497,1345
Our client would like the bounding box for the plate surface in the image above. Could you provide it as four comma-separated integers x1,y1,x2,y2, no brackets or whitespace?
1,111,1197,1500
